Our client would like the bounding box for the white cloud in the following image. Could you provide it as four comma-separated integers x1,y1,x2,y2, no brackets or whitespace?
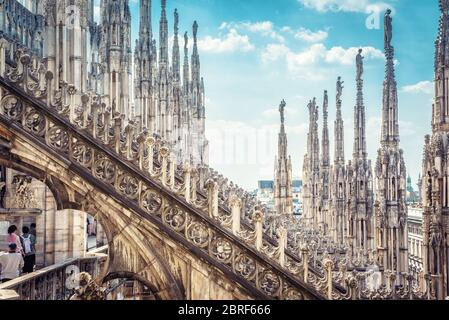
282,27,329,43
206,118,310,189
402,81,433,95
220,21,285,43
298,0,394,13
324,46,384,65
261,43,291,63
198,29,255,54
261,42,384,80
294,28,329,43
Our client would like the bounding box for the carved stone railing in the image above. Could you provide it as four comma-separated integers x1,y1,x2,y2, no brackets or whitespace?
0,40,325,300
0,256,104,300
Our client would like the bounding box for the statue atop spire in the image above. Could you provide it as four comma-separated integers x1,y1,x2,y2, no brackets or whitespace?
159,0,169,64
336,76,344,102
193,21,199,43
174,9,179,35
184,31,189,51
384,9,393,50
440,0,449,13
381,8,399,145
279,99,286,125
172,8,181,83
356,49,364,81
274,98,293,215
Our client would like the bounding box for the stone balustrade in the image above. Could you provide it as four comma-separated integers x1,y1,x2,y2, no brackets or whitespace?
0,255,106,300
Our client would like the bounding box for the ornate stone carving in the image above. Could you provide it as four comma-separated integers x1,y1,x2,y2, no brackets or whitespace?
234,254,256,280
11,175,36,208
163,206,187,232
46,125,69,152
258,270,281,297
69,272,106,301
72,142,93,167
1,95,23,120
210,237,233,264
24,108,46,136
117,174,139,199
140,189,163,214
186,221,209,248
93,157,116,183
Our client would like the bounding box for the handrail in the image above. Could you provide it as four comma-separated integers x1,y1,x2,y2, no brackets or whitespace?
0,256,103,300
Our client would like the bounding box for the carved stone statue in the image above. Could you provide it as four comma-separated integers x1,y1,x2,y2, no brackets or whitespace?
384,9,393,49
184,32,188,50
336,76,344,101
69,272,106,300
11,175,36,209
427,171,433,205
279,99,286,124
356,49,364,80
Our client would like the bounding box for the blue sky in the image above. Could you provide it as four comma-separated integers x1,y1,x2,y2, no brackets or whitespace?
117,0,439,190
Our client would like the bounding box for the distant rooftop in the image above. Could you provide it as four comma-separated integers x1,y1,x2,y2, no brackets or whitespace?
258,180,302,190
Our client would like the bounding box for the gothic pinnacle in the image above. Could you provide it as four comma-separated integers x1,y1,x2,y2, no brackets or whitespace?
381,8,399,145
323,90,328,126
184,32,189,51
174,9,179,35
193,21,199,44
335,77,345,165
440,0,449,13
279,99,286,126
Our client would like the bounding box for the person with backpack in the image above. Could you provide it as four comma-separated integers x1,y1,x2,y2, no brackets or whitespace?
20,226,36,273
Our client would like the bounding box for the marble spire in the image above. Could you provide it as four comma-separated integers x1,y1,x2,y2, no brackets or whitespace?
381,9,399,146
375,9,408,277
274,100,293,215
353,49,367,160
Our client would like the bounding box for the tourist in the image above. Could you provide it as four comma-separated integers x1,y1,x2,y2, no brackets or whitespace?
0,243,24,283
6,225,22,254
20,226,36,273
30,223,37,238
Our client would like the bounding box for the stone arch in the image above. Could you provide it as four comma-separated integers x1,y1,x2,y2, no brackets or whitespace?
0,134,184,300
0,154,71,210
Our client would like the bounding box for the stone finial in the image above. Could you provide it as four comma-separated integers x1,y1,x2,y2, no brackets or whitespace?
384,9,393,50
193,21,198,42
279,99,286,125
440,0,449,13
356,48,364,80
174,9,179,34
184,32,188,51
336,76,344,101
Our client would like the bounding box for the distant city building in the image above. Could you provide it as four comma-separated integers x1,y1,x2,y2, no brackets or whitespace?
406,175,420,203
408,206,424,276
256,180,302,215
